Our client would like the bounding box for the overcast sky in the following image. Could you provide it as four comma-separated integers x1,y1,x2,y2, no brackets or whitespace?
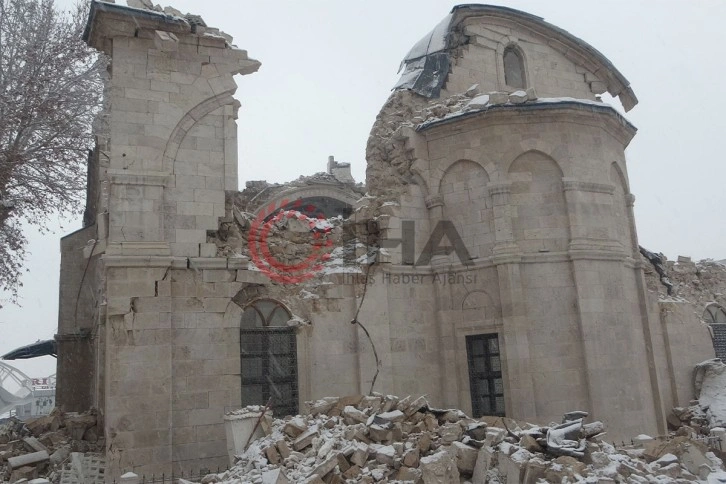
1,0,724,381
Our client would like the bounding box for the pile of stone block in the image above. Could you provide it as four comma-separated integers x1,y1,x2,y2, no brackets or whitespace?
0,409,104,483
187,394,726,483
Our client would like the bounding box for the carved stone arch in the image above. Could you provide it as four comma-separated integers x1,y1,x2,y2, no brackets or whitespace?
502,141,562,176
461,289,495,310
433,155,492,195
162,90,237,172
251,186,360,219
508,150,569,252
496,37,529,90
609,161,630,193
439,159,493,258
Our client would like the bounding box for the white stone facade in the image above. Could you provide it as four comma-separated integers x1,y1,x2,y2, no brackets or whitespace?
54,2,717,480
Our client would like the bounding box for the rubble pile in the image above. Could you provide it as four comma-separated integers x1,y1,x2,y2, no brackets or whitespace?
669,360,726,440
641,250,726,307
191,395,726,484
365,84,547,202
0,409,104,482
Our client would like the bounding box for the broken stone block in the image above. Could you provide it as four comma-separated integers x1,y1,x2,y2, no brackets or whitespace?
83,425,99,443
451,441,478,474
284,418,307,438
10,466,38,482
465,422,488,441
64,413,97,441
265,445,281,464
403,448,419,467
420,449,460,484
418,432,433,453
368,424,391,443
293,427,319,451
342,465,361,479
523,457,547,484
396,466,423,481
23,437,48,453
342,406,367,424
307,398,338,416
519,434,543,453
308,452,339,478
336,453,351,472
261,468,289,484
489,91,509,104
404,396,428,417
350,443,369,467
484,427,506,447
8,450,50,470
439,423,462,444
276,440,291,459
525,86,537,100
374,445,396,466
581,421,605,438
508,90,528,104
377,410,405,423
49,445,70,466
25,415,61,437
498,451,527,483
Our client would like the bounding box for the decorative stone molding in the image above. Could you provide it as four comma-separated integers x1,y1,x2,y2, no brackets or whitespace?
562,178,616,194
625,193,636,207
188,258,229,270
101,255,187,268
487,182,511,197
105,242,171,256
108,173,171,187
425,195,444,209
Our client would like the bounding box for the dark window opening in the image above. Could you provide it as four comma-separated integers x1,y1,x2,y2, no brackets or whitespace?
466,333,505,417
504,46,526,89
240,300,298,416
705,304,726,360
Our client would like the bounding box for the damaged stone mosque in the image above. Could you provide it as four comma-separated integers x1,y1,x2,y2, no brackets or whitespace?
43,0,726,479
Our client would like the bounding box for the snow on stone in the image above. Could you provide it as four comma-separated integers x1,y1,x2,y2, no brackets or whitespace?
184,394,726,484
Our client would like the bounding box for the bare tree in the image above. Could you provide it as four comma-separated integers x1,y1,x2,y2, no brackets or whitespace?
0,0,104,305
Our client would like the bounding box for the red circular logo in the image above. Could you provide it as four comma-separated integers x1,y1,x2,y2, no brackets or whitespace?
248,199,334,284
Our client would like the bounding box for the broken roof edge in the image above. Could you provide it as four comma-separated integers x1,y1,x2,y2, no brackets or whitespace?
417,99,637,139
398,4,638,111
83,0,190,47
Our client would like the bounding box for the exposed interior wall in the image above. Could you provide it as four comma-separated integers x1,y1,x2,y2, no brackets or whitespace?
55,225,99,412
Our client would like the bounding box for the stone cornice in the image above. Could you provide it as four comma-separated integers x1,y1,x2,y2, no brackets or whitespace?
108,172,172,187
419,101,637,147
562,179,616,194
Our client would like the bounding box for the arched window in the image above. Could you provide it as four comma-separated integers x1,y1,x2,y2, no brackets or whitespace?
704,303,726,360
240,300,298,416
503,46,526,89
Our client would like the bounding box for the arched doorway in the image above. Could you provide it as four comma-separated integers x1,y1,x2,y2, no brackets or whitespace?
240,299,299,416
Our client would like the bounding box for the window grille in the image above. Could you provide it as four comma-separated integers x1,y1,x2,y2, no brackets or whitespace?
466,333,505,417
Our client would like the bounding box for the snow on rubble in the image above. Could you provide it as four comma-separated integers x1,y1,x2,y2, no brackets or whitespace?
184,394,726,484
